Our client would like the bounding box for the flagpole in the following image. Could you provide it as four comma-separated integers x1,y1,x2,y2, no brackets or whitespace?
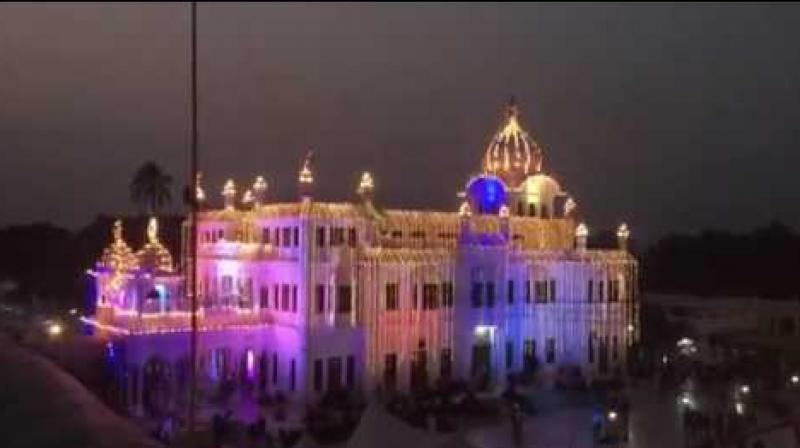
188,0,199,434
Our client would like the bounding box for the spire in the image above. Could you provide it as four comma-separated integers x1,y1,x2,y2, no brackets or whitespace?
196,172,206,204
137,217,174,272
222,179,236,210
253,176,268,207
357,171,374,201
506,95,519,119
298,151,314,201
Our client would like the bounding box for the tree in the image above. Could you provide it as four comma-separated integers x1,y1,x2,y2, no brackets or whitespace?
130,162,173,215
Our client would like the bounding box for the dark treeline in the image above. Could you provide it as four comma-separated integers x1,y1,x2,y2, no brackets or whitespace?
2,219,800,311
0,215,183,311
644,221,800,299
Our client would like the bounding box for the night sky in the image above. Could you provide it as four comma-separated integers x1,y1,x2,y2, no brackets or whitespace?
2,4,800,242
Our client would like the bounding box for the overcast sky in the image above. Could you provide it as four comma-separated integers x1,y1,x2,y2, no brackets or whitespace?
2,3,800,242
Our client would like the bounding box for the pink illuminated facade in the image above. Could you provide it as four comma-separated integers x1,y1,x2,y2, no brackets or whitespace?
88,102,638,417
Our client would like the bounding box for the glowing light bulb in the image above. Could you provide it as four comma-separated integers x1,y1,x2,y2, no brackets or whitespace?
48,322,63,337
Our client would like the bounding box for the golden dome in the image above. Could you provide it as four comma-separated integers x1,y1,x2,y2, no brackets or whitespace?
483,99,544,187
98,220,139,272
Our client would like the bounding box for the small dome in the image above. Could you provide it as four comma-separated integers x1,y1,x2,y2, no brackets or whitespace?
136,218,174,273
465,174,507,215
483,99,544,187
98,220,139,272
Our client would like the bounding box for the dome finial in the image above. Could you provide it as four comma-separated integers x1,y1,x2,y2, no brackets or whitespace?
506,95,518,118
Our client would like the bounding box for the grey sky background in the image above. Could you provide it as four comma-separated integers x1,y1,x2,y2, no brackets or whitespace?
2,3,800,242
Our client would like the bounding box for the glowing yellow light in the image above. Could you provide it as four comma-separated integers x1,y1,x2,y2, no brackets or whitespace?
357,171,374,195
136,217,174,272
564,197,576,216
48,322,62,337
499,204,510,218
459,201,472,217
607,410,618,421
299,152,314,184
242,189,254,204
617,223,630,240
196,172,206,202
576,222,589,238
791,375,799,384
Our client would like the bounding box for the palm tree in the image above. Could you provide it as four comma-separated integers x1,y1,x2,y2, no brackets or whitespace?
130,161,173,215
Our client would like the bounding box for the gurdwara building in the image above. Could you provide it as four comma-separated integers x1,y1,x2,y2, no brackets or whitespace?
86,102,639,416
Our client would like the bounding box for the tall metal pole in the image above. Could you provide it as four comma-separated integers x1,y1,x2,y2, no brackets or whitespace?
188,0,199,434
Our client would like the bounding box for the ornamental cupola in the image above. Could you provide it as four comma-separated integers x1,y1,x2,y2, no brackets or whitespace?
298,151,314,201
98,220,139,273
136,217,174,273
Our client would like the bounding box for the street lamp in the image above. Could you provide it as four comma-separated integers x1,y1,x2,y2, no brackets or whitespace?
47,322,62,337
607,410,618,422
790,375,799,385
740,385,750,395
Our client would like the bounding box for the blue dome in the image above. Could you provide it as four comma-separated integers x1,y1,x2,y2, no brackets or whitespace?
466,175,507,215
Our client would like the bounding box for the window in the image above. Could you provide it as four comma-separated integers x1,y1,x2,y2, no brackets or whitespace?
293,227,299,247
292,284,298,312
282,227,291,247
587,279,594,303
612,336,619,361
221,275,233,296
523,339,536,371
316,226,326,247
332,227,345,246
471,282,483,308
588,335,595,363
274,228,280,246
549,279,556,302
598,281,605,301
609,279,620,302
384,353,397,388
337,285,352,313
273,285,279,309
348,228,357,247
313,359,323,392
259,286,269,309
327,357,342,391
217,229,224,240
346,355,355,389
486,281,495,308
262,228,270,244
525,280,531,303
412,284,419,310
315,284,325,314
507,280,514,305
410,230,425,239
535,281,547,303
441,282,454,308
506,341,514,369
546,338,556,364
272,352,278,384
281,284,290,311
385,283,399,311
528,203,536,217
440,349,452,378
290,359,296,391
391,230,402,239
422,283,439,309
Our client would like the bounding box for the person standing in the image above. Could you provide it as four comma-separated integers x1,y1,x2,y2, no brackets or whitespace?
511,402,523,447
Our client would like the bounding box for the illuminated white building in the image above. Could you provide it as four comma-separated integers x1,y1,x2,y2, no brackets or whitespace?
87,101,639,416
